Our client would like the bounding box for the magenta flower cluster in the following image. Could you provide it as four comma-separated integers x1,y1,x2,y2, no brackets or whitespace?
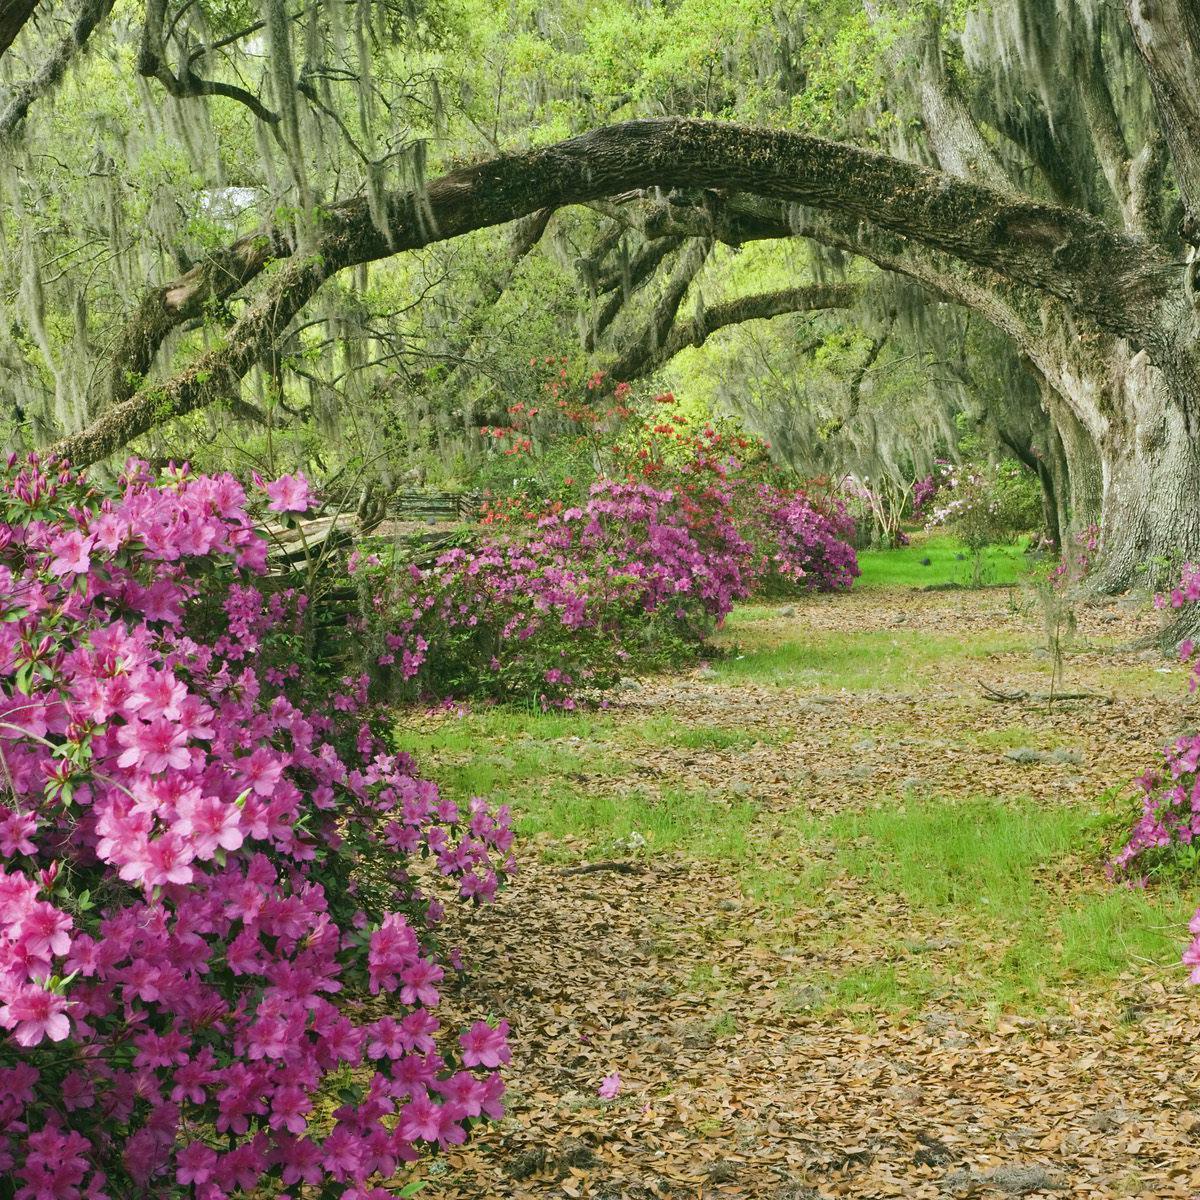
745,485,860,595
1114,562,1200,980
363,477,857,706
0,454,512,1197
362,480,752,707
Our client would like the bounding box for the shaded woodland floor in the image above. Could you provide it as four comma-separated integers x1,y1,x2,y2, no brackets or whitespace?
410,573,1200,1199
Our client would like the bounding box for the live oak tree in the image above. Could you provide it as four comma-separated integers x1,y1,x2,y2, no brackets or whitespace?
4,0,1200,588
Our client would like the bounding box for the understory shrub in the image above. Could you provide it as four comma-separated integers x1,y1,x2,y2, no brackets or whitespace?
0,455,513,1197
926,460,1041,583
361,415,860,706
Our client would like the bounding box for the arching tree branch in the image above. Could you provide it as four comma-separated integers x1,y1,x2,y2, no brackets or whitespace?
51,116,1181,466
617,282,863,380
99,227,295,411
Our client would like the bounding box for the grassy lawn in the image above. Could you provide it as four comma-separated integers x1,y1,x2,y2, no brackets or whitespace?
780,795,1192,1013
404,553,1191,1020
711,625,1029,690
856,532,1035,589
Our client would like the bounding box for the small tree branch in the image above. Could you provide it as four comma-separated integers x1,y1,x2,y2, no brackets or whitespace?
606,238,711,380
137,0,280,128
824,317,894,436
0,0,115,138
582,236,681,351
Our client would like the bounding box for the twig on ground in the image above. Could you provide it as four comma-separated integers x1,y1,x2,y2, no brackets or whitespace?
558,861,646,876
979,682,1110,703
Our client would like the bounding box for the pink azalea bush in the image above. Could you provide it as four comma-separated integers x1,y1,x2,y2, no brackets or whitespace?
359,479,755,707
0,454,512,1197
353,451,861,706
1112,562,1200,980
738,484,860,596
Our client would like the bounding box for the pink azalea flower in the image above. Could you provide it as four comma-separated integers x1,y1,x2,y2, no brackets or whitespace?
0,983,71,1046
598,1072,622,1099
47,530,93,576
115,717,191,773
176,1141,218,1186
459,1019,510,1068
265,473,312,513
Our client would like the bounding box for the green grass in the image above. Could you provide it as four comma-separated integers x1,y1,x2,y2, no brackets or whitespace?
398,600,1188,1020
758,796,1195,1013
713,627,1027,690
830,795,1097,909
966,724,1071,751
623,714,789,750
856,533,1033,590
514,783,758,858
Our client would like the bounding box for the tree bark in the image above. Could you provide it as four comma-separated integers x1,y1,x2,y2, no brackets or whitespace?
0,0,38,60
615,282,863,380
1126,0,1200,239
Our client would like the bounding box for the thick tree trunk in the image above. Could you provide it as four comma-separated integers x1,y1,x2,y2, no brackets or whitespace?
1035,459,1062,552
1126,0,1200,236
1091,383,1200,592
1037,348,1200,593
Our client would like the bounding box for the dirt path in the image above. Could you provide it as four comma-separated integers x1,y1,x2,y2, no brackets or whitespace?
425,589,1200,1199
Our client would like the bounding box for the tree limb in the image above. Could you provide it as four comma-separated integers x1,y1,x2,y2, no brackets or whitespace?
863,1,1012,192
137,0,280,129
0,0,115,138
0,0,39,60
52,116,1178,466
618,282,862,380
582,235,681,351
98,227,294,411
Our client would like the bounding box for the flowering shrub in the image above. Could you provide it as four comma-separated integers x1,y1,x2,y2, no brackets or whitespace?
424,378,860,704
361,479,753,707
1112,564,1200,980
0,454,512,1197
925,460,1041,547
602,401,859,595
910,470,943,519
740,485,860,596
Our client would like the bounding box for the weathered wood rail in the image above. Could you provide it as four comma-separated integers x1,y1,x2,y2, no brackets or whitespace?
261,490,480,568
